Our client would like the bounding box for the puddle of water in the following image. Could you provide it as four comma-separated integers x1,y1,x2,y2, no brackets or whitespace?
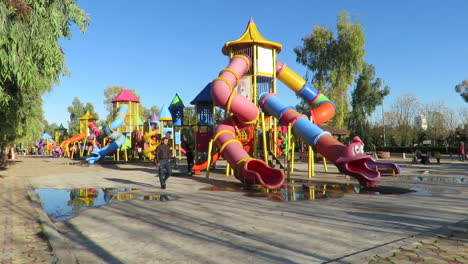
64,162,99,167
200,180,453,202
403,176,467,185
406,187,459,196
199,186,243,192
34,188,176,222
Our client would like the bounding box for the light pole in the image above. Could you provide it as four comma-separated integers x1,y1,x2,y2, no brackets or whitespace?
382,98,386,147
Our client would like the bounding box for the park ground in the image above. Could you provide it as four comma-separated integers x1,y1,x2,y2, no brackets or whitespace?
0,154,467,264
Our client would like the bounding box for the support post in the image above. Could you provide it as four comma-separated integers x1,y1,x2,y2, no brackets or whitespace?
206,139,213,179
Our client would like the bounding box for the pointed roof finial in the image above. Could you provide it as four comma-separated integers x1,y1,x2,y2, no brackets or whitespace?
222,18,282,55
79,111,97,121
170,93,185,107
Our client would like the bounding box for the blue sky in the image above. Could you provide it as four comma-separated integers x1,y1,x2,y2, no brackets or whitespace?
43,0,468,127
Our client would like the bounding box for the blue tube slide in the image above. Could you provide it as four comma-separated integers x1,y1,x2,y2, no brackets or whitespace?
86,105,128,163
259,93,330,146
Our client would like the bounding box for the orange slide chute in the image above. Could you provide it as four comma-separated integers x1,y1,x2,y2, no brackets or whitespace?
192,153,221,175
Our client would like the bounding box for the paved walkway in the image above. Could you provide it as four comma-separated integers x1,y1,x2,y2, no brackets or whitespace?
1,160,55,264
0,155,467,263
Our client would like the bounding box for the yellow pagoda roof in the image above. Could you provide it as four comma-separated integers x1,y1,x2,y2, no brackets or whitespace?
79,111,97,121
222,17,282,55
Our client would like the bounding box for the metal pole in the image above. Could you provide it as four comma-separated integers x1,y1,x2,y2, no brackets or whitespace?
382,98,386,147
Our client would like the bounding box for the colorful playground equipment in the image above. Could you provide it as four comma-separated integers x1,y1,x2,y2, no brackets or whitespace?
211,55,285,189
348,137,401,176
60,133,85,158
86,105,128,163
142,123,159,160
112,90,141,161
194,18,400,188
259,92,380,187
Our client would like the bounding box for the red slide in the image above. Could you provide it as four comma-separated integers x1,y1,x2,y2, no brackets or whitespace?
192,152,221,175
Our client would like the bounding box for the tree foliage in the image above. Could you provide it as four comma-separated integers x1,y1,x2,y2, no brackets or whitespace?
391,94,420,127
103,86,135,119
294,11,365,128
421,102,459,151
67,97,99,135
183,106,196,126
42,120,59,136
0,0,88,163
346,63,389,144
459,107,468,125
455,80,468,103
141,105,160,121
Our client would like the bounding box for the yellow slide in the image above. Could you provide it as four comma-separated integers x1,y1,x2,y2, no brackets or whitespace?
143,129,159,160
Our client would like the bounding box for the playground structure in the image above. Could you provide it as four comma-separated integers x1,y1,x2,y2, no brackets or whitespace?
86,105,128,163
142,122,160,160
48,89,188,164
191,18,400,188
41,18,401,190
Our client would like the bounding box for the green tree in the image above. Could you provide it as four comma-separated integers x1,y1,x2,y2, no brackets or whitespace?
294,11,365,128
67,97,99,135
294,96,310,115
0,0,88,164
42,120,59,136
346,63,389,144
183,106,196,126
141,105,160,121
422,103,458,151
455,80,468,103
384,95,420,146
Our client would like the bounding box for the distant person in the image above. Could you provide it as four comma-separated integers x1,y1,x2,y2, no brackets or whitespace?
185,145,194,176
434,151,441,164
155,137,172,189
414,148,422,163
459,142,465,161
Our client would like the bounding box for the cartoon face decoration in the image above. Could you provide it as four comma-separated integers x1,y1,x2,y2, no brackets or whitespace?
342,136,365,158
350,136,365,155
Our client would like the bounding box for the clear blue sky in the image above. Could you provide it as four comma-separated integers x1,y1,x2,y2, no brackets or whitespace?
43,0,468,127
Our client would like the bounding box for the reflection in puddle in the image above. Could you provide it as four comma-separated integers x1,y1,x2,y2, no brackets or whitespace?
200,181,443,202
403,176,467,185
35,188,176,222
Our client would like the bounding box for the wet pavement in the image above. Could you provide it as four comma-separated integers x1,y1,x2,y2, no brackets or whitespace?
34,188,176,222
0,155,467,263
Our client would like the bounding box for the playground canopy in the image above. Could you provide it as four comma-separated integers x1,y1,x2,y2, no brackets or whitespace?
158,105,172,121
150,113,159,123
40,133,53,140
111,90,140,103
190,83,212,104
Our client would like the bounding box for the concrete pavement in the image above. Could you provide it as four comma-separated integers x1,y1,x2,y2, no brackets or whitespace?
1,155,467,263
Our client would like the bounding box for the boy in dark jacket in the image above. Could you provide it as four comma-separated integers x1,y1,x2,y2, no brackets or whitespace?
155,137,172,189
